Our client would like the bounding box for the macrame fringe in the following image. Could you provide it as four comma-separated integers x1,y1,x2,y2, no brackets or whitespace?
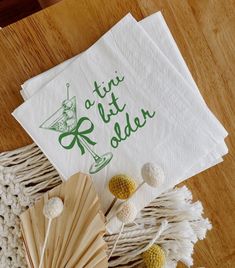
0,143,212,268
106,186,212,268
0,143,62,200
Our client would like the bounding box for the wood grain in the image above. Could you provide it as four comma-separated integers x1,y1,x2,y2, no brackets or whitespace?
38,0,62,8
0,0,41,27
0,0,234,267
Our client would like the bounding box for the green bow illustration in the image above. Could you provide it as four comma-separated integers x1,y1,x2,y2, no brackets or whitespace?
40,83,113,174
58,117,96,155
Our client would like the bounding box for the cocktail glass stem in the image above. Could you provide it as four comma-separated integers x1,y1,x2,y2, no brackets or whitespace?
79,137,101,162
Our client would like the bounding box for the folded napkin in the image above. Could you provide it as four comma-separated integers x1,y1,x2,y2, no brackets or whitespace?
21,12,228,173
13,13,228,233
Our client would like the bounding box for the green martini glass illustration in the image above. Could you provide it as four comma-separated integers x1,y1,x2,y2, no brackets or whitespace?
40,83,113,174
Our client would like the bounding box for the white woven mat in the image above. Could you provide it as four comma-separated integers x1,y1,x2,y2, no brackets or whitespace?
0,143,211,268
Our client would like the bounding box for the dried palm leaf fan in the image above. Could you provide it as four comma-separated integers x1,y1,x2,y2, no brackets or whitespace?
20,172,108,268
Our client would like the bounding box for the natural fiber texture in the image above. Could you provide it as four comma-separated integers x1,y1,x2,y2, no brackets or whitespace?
106,186,212,268
0,143,212,268
109,174,137,199
20,173,108,268
142,244,165,268
116,201,137,224
0,144,61,268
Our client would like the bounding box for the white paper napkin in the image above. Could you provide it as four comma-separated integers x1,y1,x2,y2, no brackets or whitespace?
13,14,227,233
21,12,227,174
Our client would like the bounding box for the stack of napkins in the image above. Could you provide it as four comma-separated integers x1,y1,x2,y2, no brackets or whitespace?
13,12,228,233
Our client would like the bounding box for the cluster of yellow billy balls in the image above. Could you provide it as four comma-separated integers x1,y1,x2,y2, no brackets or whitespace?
108,163,166,268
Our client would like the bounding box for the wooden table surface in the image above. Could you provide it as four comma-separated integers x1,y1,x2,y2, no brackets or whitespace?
0,0,234,267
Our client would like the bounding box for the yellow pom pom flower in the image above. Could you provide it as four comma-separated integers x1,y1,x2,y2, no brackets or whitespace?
142,244,165,268
108,174,137,200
